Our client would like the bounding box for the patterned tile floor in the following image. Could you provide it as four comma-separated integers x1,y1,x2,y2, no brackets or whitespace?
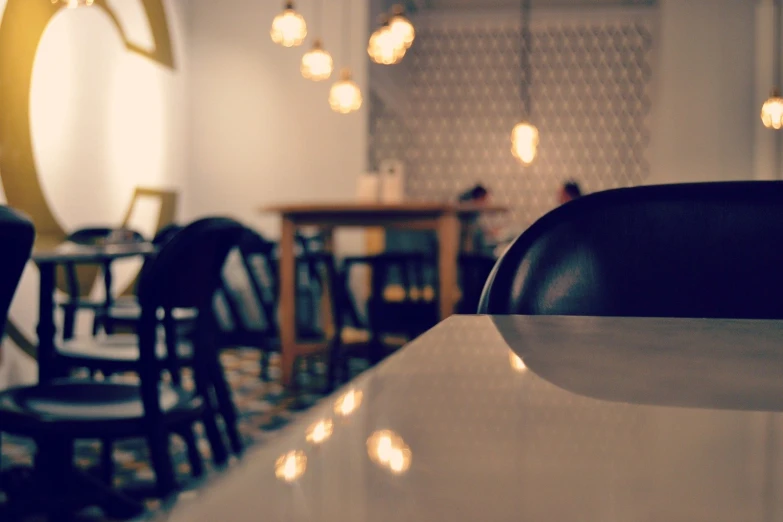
0,348,362,520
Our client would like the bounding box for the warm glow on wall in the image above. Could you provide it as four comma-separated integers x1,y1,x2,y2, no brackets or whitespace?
761,89,783,130
301,39,333,81
51,0,95,7
329,68,362,114
270,1,307,48
511,121,539,165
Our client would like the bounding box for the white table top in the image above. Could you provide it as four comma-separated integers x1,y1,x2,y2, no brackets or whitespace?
153,315,783,522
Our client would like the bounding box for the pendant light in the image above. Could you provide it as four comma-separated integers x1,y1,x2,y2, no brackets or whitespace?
510,0,539,165
51,0,94,7
762,89,783,129
388,4,415,50
329,0,362,114
368,15,406,65
301,0,333,81
762,2,783,129
271,1,307,48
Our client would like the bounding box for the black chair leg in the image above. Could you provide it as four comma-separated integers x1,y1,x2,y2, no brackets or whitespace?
100,439,114,486
259,350,270,382
92,313,102,337
31,435,142,521
326,337,342,393
164,315,182,386
196,383,229,467
63,306,76,340
210,365,243,455
146,429,177,498
179,427,204,478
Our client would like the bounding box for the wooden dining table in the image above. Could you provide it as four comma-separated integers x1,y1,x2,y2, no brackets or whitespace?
261,202,508,388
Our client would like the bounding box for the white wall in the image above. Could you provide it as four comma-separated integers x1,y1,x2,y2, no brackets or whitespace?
183,0,369,243
648,0,757,184
0,0,190,388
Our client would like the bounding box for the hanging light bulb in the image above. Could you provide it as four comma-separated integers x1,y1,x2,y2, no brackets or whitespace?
510,0,538,165
301,39,333,81
368,16,406,65
389,4,415,50
51,0,94,7
511,121,539,166
762,88,783,129
270,1,307,48
329,68,362,114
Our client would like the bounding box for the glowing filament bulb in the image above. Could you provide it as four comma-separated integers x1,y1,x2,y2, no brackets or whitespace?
301,39,333,81
329,69,363,114
389,4,415,49
761,88,783,130
511,121,540,165
270,1,307,48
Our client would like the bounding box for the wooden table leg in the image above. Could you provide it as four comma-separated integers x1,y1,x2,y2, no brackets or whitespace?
437,212,460,321
279,217,297,388
319,228,335,340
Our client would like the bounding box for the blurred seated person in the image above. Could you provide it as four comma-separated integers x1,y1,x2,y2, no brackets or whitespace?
559,180,583,204
458,184,498,254
459,184,489,205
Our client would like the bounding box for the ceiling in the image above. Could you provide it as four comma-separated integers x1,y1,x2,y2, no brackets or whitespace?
408,0,655,10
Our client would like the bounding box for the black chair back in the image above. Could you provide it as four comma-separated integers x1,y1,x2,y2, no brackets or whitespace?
135,217,246,413
237,230,279,337
479,181,783,318
151,223,182,247
0,206,35,338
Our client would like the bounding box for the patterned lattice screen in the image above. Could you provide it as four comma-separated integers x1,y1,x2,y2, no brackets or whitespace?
370,15,655,232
